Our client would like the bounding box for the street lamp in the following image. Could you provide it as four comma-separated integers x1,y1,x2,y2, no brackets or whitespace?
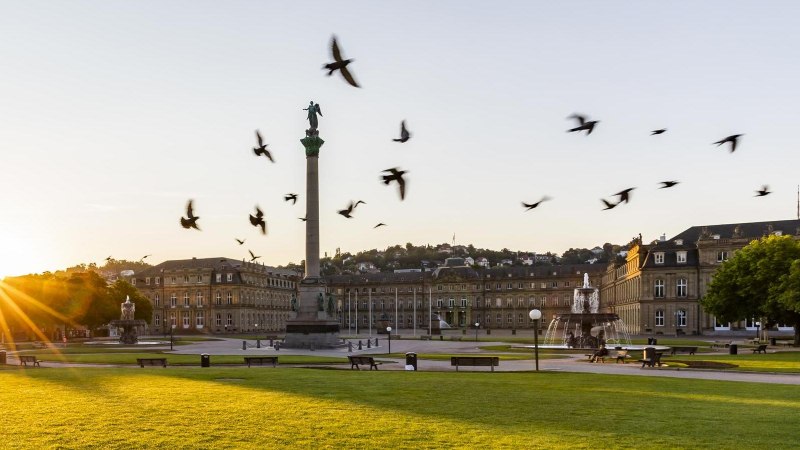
170,324,176,351
255,323,260,348
755,321,761,341
528,309,542,371
475,322,480,342
387,326,392,354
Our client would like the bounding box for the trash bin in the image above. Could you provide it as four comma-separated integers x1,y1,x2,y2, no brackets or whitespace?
729,344,738,355
405,352,418,371
201,354,210,367
0,350,6,365
647,338,654,345
770,338,776,346
652,338,658,345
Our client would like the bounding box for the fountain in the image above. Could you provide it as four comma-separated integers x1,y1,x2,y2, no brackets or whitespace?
543,273,631,349
109,296,147,344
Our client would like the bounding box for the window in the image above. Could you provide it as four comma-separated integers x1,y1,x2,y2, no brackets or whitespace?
676,309,687,327
654,279,664,298
717,251,728,262
460,298,467,307
170,313,176,326
448,298,454,307
196,291,204,306
216,274,222,282
183,293,190,307
654,252,665,264
155,277,160,285
154,294,160,307
227,292,233,305
551,281,557,288
677,251,687,264
655,309,665,326
507,314,513,324
565,281,570,287
226,313,233,326
215,292,222,305
196,311,204,327
518,313,524,323
540,283,546,289
196,275,202,283
154,314,160,327
437,285,443,291
171,276,176,284
486,314,491,325
131,279,136,286
677,278,687,297
227,273,233,282
507,283,513,290
182,311,190,327
216,314,222,326
436,298,443,308
496,313,502,323
184,275,190,283
146,277,151,285
170,294,177,307
517,282,523,289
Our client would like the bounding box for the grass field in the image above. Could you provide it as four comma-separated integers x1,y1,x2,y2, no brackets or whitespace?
12,352,348,365
669,351,800,372
1,368,799,449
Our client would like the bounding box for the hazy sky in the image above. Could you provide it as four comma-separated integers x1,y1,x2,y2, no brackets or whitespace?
1,1,798,277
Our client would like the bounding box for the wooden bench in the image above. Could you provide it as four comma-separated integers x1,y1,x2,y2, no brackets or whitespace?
348,355,382,370
637,351,664,368
450,356,499,372
244,356,278,367
137,358,167,368
752,344,768,354
670,346,698,355
420,335,432,341
19,355,41,367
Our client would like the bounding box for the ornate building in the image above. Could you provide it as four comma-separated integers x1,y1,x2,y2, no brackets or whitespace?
603,219,800,336
134,257,299,334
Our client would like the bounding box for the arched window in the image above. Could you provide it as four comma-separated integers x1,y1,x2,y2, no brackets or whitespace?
654,279,665,298
677,278,687,297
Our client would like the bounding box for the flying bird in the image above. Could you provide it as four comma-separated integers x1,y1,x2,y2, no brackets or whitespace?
713,134,743,153
323,35,360,88
374,223,387,228
522,196,552,211
248,250,261,262
180,200,200,230
567,114,599,135
354,200,366,208
658,181,680,189
105,256,112,262
381,167,408,200
235,238,245,245
253,130,274,162
299,217,307,222
338,202,356,219
651,129,667,135
249,206,267,235
139,255,151,263
393,120,411,143
284,193,298,205
601,199,618,210
614,188,635,204
755,185,771,197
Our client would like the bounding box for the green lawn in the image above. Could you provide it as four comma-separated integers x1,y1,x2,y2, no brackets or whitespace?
668,351,800,372
1,368,799,448
15,352,347,365
379,352,566,361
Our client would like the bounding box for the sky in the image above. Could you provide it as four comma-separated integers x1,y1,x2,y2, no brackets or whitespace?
1,1,798,277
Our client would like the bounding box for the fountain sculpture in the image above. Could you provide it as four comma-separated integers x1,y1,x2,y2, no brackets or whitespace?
109,296,147,344
543,273,631,349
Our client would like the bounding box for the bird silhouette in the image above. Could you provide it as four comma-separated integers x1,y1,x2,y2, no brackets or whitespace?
249,206,267,235
248,250,261,262
338,202,356,218
139,255,151,263
651,129,667,135
284,193,298,205
105,256,112,262
567,114,599,135
755,185,771,197
601,199,618,210
614,188,635,204
522,196,552,211
235,238,245,245
253,130,274,162
659,181,680,189
180,200,200,230
354,200,366,208
299,217,307,222
713,134,743,153
374,223,387,228
382,168,408,200
323,35,360,88
393,120,411,143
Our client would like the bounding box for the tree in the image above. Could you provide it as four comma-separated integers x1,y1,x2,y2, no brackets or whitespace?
701,235,800,344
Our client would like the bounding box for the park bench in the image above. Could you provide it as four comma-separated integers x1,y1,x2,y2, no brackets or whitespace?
420,335,432,340
19,355,41,367
450,356,499,372
752,344,768,354
348,355,382,370
614,350,631,364
137,358,167,368
670,346,698,355
637,350,664,368
711,341,732,349
244,356,278,367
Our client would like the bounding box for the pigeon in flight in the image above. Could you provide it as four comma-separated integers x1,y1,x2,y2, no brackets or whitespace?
713,134,743,153
374,223,387,228
323,35,360,88
248,250,261,262
658,181,680,189
601,199,618,210
614,188,635,204
382,168,408,200
235,238,245,245
651,129,667,135
567,114,599,135
393,120,411,143
755,185,771,197
253,130,274,162
522,196,552,211
299,217,307,222
285,193,298,205
180,200,200,230
139,255,151,263
354,200,366,208
249,206,267,235
105,256,112,262
338,202,357,218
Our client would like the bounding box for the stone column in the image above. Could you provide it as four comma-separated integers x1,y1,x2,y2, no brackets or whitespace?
305,155,321,279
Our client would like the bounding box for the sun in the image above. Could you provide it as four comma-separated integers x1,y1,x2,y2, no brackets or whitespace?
0,234,45,279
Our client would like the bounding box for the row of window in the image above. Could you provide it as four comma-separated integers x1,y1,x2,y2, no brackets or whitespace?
143,274,295,288
344,280,582,295
653,251,729,264
345,296,574,310
154,311,289,328
152,291,291,308
654,309,687,327
653,278,688,298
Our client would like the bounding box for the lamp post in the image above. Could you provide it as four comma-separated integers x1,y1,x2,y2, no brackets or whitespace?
255,323,260,348
755,321,761,341
475,322,479,342
170,324,176,351
528,309,541,371
386,326,392,354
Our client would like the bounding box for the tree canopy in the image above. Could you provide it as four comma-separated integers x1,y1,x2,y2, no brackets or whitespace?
701,235,800,343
